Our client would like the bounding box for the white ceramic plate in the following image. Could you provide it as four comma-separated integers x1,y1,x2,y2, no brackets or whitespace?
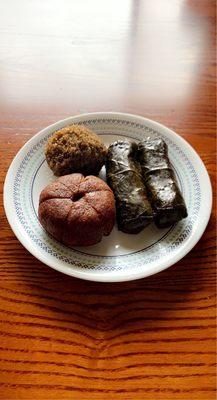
4,112,212,282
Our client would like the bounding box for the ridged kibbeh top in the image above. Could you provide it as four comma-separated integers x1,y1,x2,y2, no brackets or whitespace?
45,124,107,176
38,173,115,246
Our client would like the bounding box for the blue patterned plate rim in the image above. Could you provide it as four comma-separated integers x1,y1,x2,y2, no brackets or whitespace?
3,112,212,282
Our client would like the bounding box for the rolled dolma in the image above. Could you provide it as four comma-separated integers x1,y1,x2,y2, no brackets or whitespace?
138,137,187,228
106,140,153,233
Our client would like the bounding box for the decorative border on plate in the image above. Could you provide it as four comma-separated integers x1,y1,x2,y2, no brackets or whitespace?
13,118,201,271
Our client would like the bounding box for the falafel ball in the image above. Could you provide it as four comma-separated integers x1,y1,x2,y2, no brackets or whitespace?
45,124,107,176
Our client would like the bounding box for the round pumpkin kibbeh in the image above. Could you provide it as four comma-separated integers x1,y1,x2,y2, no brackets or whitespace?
38,173,115,247
45,124,107,176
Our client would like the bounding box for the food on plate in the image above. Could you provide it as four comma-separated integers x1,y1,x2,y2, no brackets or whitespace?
138,137,188,228
106,140,153,234
45,124,107,176
38,173,115,246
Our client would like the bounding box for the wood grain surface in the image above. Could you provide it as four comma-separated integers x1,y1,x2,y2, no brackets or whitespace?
0,0,216,399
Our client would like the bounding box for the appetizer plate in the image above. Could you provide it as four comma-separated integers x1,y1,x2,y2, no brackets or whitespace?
4,112,212,282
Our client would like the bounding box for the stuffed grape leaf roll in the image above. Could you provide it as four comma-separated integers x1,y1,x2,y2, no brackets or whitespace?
106,140,153,233
138,137,188,228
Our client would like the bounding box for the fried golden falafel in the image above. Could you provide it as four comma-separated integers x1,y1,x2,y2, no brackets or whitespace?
45,124,107,176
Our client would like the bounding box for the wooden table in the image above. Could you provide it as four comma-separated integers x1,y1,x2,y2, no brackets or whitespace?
0,1,216,399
